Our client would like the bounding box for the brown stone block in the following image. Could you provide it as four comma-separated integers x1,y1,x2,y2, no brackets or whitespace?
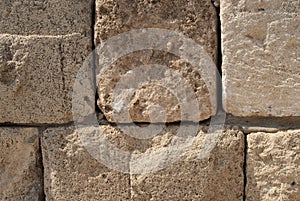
247,130,300,200
0,34,91,124
0,0,92,35
130,128,244,200
0,127,43,201
41,126,131,201
95,0,218,123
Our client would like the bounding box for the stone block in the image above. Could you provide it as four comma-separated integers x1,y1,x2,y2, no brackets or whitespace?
0,127,43,201
41,124,244,200
130,128,245,200
0,34,91,124
247,130,300,200
41,126,131,201
221,0,300,116
0,0,92,35
95,0,218,123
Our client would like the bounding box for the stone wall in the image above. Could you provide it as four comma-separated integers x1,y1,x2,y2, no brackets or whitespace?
0,0,299,200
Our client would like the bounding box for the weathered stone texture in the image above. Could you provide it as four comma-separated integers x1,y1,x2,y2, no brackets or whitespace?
41,126,131,201
42,124,244,200
221,0,300,117
0,34,90,124
0,0,92,35
247,130,300,201
95,0,218,123
0,127,43,201
131,129,245,200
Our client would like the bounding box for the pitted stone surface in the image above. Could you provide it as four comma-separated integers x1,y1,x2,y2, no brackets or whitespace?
0,0,92,35
0,34,90,124
0,127,43,201
247,130,300,200
41,126,131,201
42,124,244,200
221,0,300,117
130,129,245,200
95,0,218,123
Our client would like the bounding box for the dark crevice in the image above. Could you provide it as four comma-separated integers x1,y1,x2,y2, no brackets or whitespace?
98,118,212,128
59,41,66,93
0,122,74,128
91,0,97,94
214,2,222,76
91,0,105,123
91,0,96,52
98,115,300,130
212,1,224,114
243,134,248,201
226,115,300,130
37,131,46,201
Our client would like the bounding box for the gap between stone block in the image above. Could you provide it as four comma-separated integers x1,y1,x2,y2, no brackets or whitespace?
243,133,248,201
38,128,46,201
211,0,224,114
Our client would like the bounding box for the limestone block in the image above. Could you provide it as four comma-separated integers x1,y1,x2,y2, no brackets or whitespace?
41,126,131,201
247,130,300,201
131,129,245,200
0,34,91,124
0,127,43,201
0,0,92,35
221,0,300,116
42,124,244,200
95,0,218,123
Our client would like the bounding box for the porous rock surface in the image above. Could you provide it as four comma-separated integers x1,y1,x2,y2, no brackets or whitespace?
95,0,218,123
42,124,244,200
41,126,131,201
0,0,92,35
131,128,244,200
221,0,300,117
247,130,300,201
0,34,90,124
0,127,43,201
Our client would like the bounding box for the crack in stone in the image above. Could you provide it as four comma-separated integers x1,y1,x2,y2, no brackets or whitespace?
59,41,66,93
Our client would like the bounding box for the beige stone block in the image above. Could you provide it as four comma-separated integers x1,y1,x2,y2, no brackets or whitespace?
95,0,218,123
0,127,43,201
42,124,244,200
130,129,244,200
0,34,91,124
221,0,300,117
41,126,131,201
247,130,300,201
0,0,92,35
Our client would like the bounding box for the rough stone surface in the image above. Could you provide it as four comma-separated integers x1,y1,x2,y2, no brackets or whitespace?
42,124,244,200
41,126,131,201
247,130,300,201
0,0,92,35
221,0,300,117
95,0,218,123
0,127,43,201
131,128,245,200
0,34,91,124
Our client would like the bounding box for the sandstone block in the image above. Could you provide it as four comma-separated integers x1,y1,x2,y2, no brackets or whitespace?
130,129,245,200
0,0,92,35
221,0,300,116
95,0,218,123
41,126,131,201
0,127,43,201
247,130,300,201
0,34,91,124
42,123,244,200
